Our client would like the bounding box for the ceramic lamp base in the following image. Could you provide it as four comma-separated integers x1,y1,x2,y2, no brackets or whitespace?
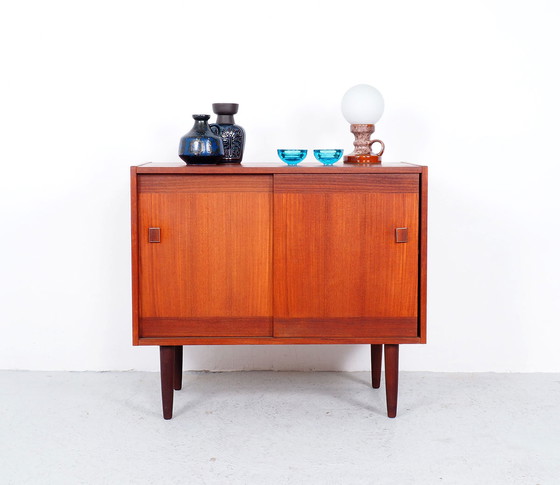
344,154,382,164
344,123,385,165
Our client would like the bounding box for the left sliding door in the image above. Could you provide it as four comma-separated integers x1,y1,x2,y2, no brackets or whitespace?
137,174,273,338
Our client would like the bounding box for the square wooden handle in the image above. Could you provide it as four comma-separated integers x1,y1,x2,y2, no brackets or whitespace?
148,227,161,243
395,228,408,243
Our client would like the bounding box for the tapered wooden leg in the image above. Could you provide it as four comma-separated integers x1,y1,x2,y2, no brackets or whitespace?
174,346,183,391
160,346,175,420
370,344,383,388
384,344,399,418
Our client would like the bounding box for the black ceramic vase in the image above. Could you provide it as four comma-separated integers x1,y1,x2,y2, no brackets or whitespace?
210,103,245,163
179,114,224,164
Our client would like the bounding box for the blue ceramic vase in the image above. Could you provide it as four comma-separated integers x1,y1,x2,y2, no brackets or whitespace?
210,103,245,163
179,114,224,164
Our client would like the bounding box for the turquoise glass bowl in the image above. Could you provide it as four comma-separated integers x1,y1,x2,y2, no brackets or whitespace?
313,149,344,165
277,149,307,165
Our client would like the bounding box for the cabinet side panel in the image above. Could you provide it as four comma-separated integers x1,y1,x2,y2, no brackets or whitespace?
138,175,273,337
419,166,428,342
131,167,140,345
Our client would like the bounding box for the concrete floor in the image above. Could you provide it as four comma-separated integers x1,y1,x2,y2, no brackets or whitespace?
1,371,559,484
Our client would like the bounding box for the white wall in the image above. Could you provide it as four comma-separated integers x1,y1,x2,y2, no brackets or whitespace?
1,0,559,372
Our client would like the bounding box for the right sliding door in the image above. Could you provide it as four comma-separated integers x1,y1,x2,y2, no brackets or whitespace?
273,173,419,338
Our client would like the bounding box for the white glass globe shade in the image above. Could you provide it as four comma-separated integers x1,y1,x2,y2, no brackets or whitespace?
341,84,384,124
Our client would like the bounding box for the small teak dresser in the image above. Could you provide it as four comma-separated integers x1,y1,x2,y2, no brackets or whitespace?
131,162,428,419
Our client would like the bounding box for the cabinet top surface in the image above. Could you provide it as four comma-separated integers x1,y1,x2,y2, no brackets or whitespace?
133,162,425,174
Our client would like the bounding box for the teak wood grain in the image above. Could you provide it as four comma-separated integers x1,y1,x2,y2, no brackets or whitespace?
137,174,273,338
273,174,419,338
131,167,427,345
135,162,424,174
419,166,428,343
138,174,272,193
140,317,272,338
273,173,419,193
137,336,423,345
131,167,140,344
131,163,428,420
273,318,417,338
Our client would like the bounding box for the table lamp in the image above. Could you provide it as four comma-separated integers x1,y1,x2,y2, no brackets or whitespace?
341,84,385,163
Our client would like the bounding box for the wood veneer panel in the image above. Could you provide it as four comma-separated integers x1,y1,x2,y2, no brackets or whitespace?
138,175,273,336
418,167,428,342
140,317,272,338
273,317,417,338
274,174,419,338
135,163,424,174
138,336,424,345
274,174,419,193
138,174,272,193
131,167,140,345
